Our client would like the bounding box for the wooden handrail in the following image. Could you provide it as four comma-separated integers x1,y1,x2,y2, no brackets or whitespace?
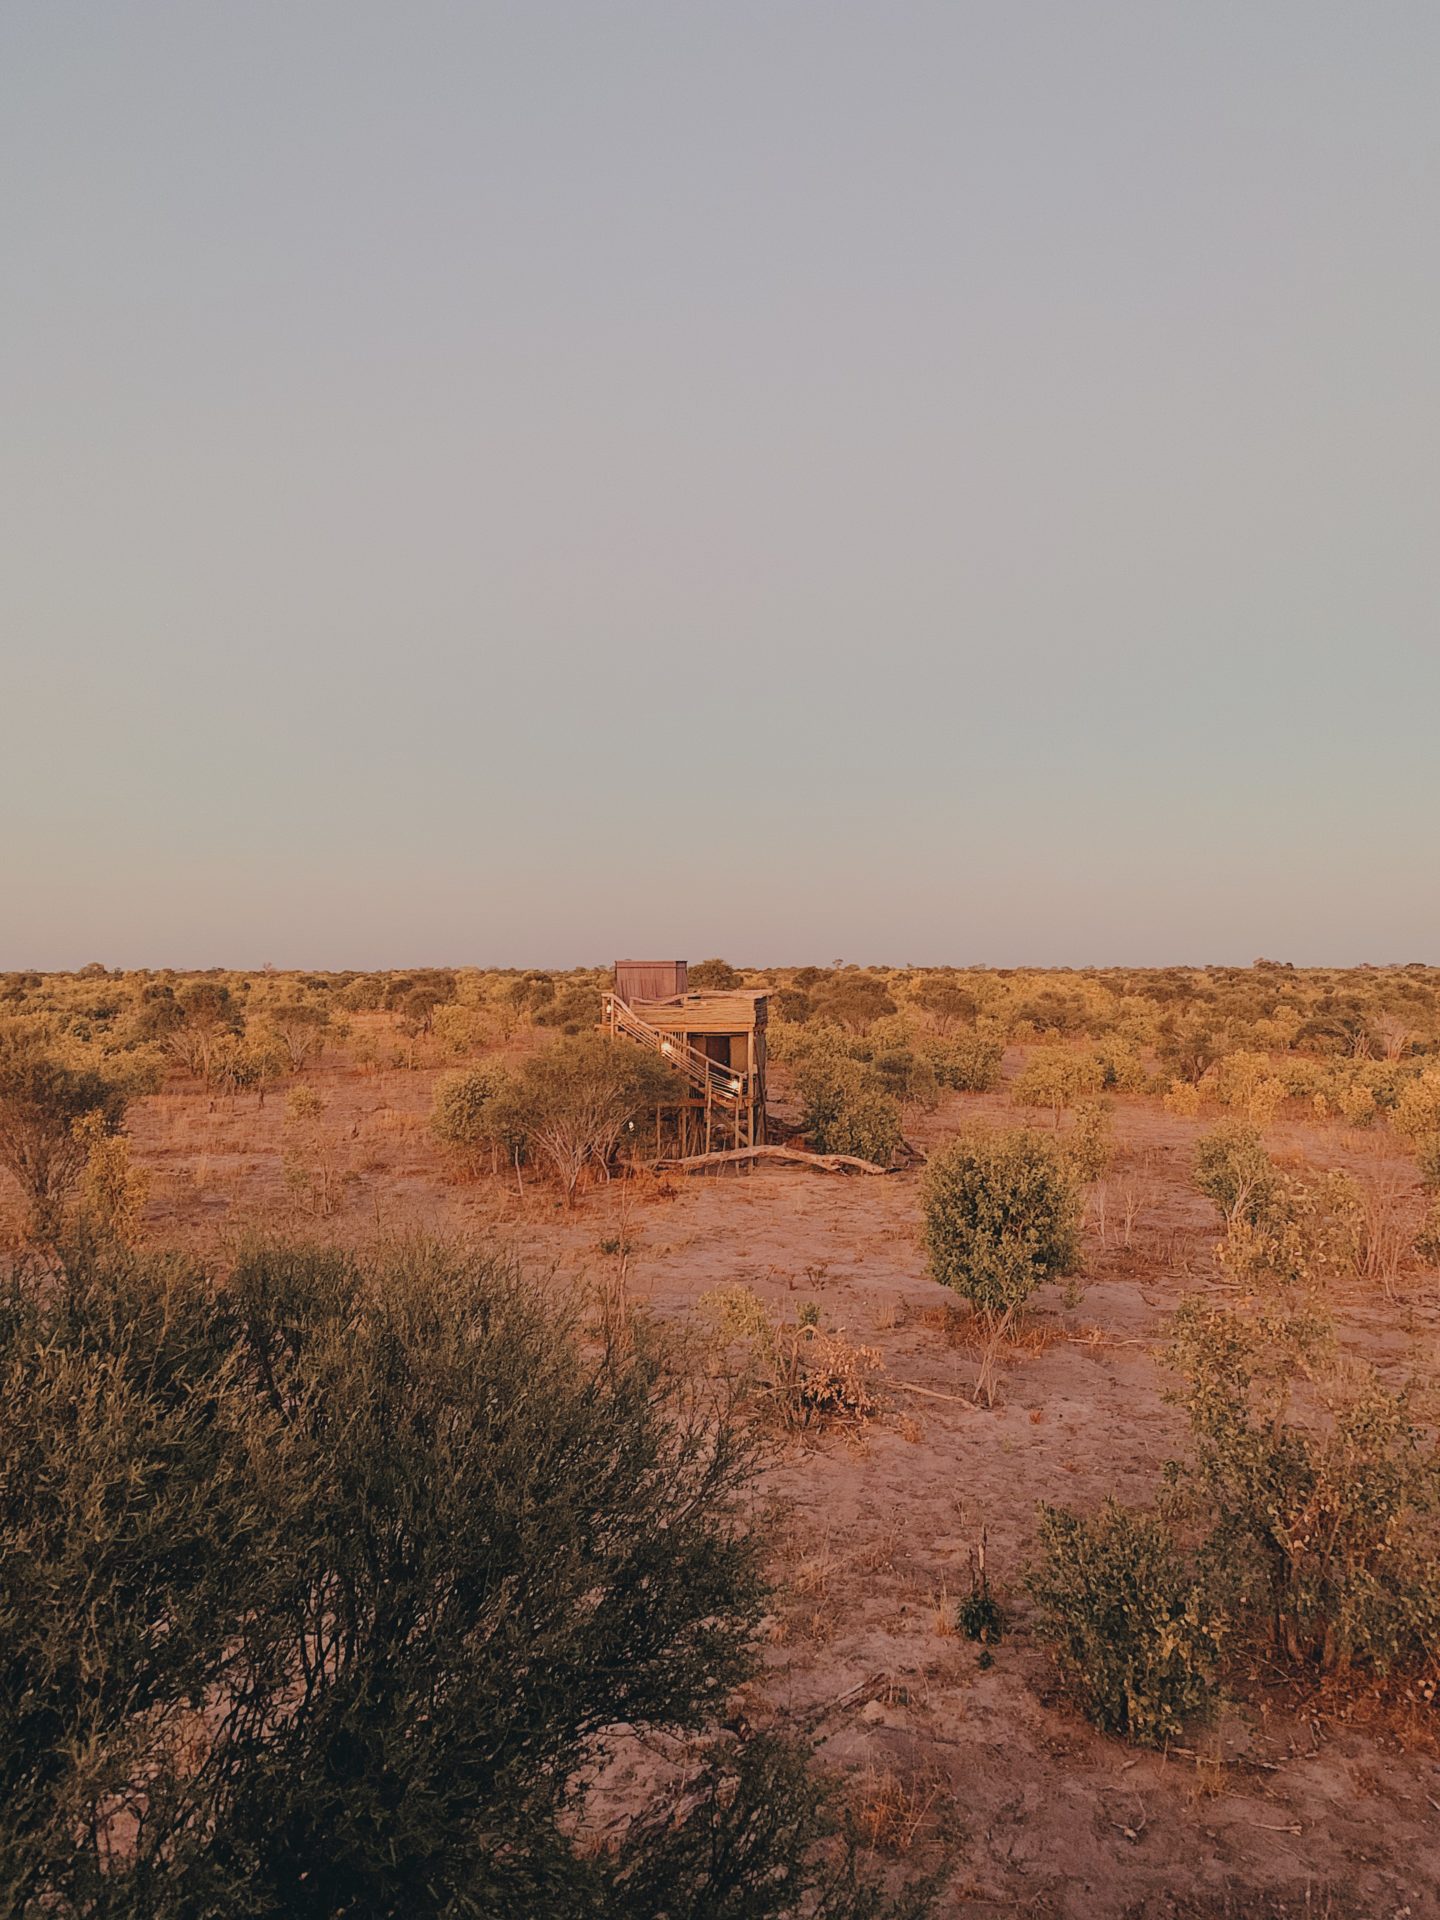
603,994,746,1107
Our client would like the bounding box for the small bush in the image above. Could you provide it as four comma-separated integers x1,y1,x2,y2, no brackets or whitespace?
689,958,742,990
0,1042,129,1239
2,1239,925,1915
699,1285,884,1431
1192,1120,1278,1224
1414,1132,1440,1190
1195,1126,1362,1291
502,1033,680,1203
792,1044,904,1166
1029,1501,1221,1745
430,1065,515,1174
1170,1300,1440,1676
929,1033,1003,1093
1392,1069,1440,1140
921,1128,1081,1322
1065,1102,1114,1180
1011,1047,1105,1126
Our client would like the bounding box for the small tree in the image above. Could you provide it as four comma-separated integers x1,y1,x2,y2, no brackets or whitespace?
921,1128,1080,1323
0,1044,128,1239
1011,1046,1104,1127
805,975,897,1034
503,1033,681,1204
910,977,977,1033
265,1001,330,1071
165,981,244,1079
689,958,742,990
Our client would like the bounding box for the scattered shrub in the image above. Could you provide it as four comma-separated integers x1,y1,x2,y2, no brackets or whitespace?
1194,1125,1362,1291
1169,1301,1440,1675
699,1284,884,1432
1391,1069,1440,1140
689,958,742,990
1162,1079,1202,1117
805,975,897,1034
929,1032,1003,1093
0,1042,129,1239
921,1128,1081,1323
1011,1047,1105,1126
1065,1102,1114,1180
430,1065,516,1174
0,1239,926,1916
1029,1500,1221,1745
502,1033,680,1203
792,1044,905,1166
264,1001,330,1071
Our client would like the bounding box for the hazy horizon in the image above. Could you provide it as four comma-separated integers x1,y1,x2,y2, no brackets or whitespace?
4,4,1437,971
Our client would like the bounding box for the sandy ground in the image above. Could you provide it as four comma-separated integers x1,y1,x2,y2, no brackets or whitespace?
16,1038,1440,1918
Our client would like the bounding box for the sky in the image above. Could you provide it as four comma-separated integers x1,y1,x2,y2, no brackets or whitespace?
2,3,1437,971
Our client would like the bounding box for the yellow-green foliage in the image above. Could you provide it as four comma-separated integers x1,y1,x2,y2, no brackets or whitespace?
1065,1103,1114,1180
697,1284,883,1430
1011,1046,1105,1124
922,1128,1081,1320
1193,1123,1362,1292
1392,1069,1440,1140
1171,1300,1440,1676
1029,1501,1221,1745
73,1116,149,1246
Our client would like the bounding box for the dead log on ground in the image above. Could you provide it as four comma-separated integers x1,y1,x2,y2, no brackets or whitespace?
649,1145,904,1177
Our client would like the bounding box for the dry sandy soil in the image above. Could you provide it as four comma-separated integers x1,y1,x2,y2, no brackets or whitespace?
20,1034,1440,1919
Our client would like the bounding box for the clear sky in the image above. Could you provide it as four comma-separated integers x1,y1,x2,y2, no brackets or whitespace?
2,3,1436,970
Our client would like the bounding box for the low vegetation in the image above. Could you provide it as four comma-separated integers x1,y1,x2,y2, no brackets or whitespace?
0,1237,925,1917
921,1128,1081,1323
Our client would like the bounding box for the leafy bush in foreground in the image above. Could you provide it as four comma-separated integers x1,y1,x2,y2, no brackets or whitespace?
921,1128,1080,1321
1029,1501,1221,1745
1,1238,926,1918
1169,1300,1440,1675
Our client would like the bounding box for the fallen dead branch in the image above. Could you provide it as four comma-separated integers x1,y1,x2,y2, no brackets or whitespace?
890,1380,980,1409
650,1145,906,1177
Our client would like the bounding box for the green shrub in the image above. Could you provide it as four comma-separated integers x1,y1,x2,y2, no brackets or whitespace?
1029,1501,1221,1744
0,1238,925,1917
1414,1132,1440,1190
1065,1101,1114,1180
1011,1047,1105,1125
0,1042,129,1239
805,974,897,1034
921,1128,1080,1321
533,981,603,1032
264,1001,330,1070
689,958,742,990
1192,1120,1278,1223
501,1033,680,1202
430,1065,518,1173
1194,1126,1362,1291
928,1032,1003,1093
792,1047,904,1166
1170,1300,1440,1675
1416,1200,1440,1266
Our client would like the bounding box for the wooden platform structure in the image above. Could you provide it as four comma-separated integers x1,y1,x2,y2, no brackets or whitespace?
603,962,768,1155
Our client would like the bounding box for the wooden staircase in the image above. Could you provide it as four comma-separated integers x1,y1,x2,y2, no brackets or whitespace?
601,993,755,1150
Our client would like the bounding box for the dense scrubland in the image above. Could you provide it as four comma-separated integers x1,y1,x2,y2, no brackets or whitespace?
4,960,1440,1916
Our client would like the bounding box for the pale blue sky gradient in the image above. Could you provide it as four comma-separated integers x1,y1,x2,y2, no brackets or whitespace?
2,3,1437,968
